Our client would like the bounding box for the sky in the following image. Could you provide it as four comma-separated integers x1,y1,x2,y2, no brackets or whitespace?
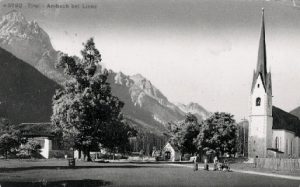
1,0,300,121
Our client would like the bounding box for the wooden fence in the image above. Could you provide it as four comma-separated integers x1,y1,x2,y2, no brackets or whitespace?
255,158,300,171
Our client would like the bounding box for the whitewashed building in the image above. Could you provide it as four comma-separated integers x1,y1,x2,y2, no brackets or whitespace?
18,122,55,159
162,142,181,161
248,9,300,159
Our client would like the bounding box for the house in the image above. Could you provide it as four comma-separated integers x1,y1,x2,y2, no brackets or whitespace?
248,9,300,159
18,122,58,159
162,142,181,161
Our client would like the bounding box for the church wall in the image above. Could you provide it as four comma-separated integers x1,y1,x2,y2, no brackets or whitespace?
249,74,273,158
272,130,284,152
273,130,297,158
285,131,295,157
295,137,300,157
249,116,268,157
266,117,273,149
250,76,269,116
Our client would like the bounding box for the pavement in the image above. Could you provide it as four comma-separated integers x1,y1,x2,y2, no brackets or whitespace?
168,163,300,181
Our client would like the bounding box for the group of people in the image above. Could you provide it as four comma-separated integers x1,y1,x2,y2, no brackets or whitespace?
212,156,230,171
193,156,230,171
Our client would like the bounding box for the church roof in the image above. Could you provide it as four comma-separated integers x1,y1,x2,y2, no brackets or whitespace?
272,106,300,137
257,8,267,82
165,142,180,152
251,9,272,95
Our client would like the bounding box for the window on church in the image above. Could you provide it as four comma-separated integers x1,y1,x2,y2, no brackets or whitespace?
275,137,279,150
291,141,293,155
256,97,261,106
279,137,282,150
258,84,260,88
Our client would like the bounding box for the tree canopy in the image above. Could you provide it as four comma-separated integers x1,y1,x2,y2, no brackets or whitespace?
169,113,201,155
0,118,21,158
51,38,134,160
194,112,237,156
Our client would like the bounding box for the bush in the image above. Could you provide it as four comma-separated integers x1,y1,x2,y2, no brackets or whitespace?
16,139,42,159
155,156,163,161
97,153,128,160
182,154,192,161
0,133,20,159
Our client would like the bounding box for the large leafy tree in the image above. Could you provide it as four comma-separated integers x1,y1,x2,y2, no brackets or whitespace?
52,38,132,161
169,113,201,155
0,118,21,158
194,112,237,157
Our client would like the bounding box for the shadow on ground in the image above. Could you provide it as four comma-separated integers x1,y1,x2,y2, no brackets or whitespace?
0,164,165,173
0,179,111,187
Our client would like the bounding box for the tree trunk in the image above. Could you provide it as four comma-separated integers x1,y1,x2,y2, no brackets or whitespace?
78,149,82,159
5,150,8,159
86,150,92,162
82,149,88,161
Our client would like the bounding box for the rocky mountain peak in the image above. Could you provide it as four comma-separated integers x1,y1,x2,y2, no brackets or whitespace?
1,10,26,23
114,71,133,87
130,74,168,102
187,102,205,110
176,102,211,121
0,10,64,83
0,10,53,51
131,73,146,81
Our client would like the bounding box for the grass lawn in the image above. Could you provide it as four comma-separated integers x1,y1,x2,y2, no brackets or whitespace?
0,159,300,187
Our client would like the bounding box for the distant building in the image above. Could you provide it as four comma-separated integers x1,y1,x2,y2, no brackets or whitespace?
18,122,60,159
248,9,300,159
162,142,181,161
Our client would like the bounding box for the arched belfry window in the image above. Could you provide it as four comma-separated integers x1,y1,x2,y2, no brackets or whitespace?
275,137,279,149
256,97,261,106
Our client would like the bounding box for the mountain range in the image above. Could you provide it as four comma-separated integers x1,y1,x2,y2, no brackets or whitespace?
0,47,60,124
0,10,211,134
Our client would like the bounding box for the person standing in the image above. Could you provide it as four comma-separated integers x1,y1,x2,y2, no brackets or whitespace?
193,156,198,171
204,158,209,171
213,156,218,171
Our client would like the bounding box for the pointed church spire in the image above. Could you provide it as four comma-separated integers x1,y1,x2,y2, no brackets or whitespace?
256,8,267,79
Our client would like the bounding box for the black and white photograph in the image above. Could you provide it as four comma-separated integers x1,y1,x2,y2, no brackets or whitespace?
0,0,300,186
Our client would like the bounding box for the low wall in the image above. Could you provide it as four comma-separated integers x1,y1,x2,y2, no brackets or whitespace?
49,150,74,159
128,156,156,161
255,158,300,171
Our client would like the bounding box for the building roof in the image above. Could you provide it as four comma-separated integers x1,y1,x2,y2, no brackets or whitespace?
272,106,300,137
251,9,272,95
164,142,180,152
17,122,54,137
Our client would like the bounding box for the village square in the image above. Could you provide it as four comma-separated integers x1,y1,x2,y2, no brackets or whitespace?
1,0,300,186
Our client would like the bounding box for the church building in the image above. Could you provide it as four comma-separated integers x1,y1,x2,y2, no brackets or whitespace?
248,9,300,159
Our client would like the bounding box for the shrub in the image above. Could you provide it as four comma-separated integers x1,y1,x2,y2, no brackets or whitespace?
182,154,192,161
17,139,42,159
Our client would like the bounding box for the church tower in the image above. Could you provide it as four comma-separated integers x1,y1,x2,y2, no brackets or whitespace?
248,9,273,158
